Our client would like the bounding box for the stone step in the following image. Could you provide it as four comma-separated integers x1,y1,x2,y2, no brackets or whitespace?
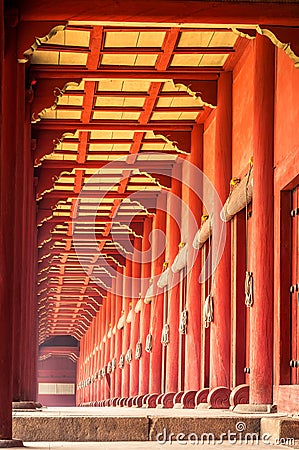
9,410,295,444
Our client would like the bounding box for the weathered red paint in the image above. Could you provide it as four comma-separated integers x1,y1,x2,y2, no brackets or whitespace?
121,260,132,398
185,124,203,391
209,72,232,393
149,194,167,394
250,34,275,405
165,165,182,393
139,217,153,395
129,237,142,397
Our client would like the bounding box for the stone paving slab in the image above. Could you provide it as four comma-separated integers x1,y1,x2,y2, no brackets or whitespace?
13,417,149,442
20,442,296,450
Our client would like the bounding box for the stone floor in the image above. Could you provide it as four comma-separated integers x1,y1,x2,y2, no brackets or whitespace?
21,442,297,449
12,406,291,418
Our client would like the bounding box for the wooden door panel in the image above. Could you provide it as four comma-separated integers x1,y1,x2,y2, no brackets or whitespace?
291,186,299,384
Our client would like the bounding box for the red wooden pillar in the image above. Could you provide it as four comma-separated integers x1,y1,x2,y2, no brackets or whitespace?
100,299,107,400
87,331,91,403
165,165,182,393
139,217,152,395
93,314,99,402
110,278,116,398
12,62,25,402
208,72,232,407
84,330,88,403
249,34,275,407
149,193,167,394
114,268,123,398
85,333,89,403
28,173,38,402
130,237,142,397
20,101,30,402
76,348,81,405
80,336,85,404
121,259,132,398
0,13,22,444
104,292,112,399
91,320,97,402
97,305,103,401
185,124,203,391
95,311,101,403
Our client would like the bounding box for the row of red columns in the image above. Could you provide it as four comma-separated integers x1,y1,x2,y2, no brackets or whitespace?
76,36,275,411
0,7,39,443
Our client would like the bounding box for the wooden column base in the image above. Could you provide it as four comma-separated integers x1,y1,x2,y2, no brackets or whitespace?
119,397,128,407
172,391,184,408
161,392,176,408
229,384,249,408
181,390,198,409
141,394,151,407
207,386,231,409
125,397,134,407
0,440,23,448
155,393,164,408
145,393,159,408
134,394,147,407
195,388,209,407
12,401,42,411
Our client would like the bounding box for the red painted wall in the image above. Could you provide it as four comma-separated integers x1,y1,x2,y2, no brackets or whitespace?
273,48,299,414
275,48,299,169
37,356,77,407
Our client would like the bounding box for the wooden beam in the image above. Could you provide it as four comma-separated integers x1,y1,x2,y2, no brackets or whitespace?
34,120,194,131
18,1,299,25
37,159,174,170
31,67,220,80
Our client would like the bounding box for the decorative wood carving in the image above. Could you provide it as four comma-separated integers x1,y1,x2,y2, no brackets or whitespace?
17,21,67,62
146,393,159,408
233,26,299,68
181,390,198,409
31,78,81,123
208,386,231,409
161,392,176,408
172,80,217,108
230,384,250,407
195,388,209,405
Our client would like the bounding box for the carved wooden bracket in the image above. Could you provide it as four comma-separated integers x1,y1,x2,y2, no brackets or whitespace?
233,26,299,68
38,242,54,260
36,167,67,200
17,20,67,62
173,79,217,108
257,26,299,67
37,221,56,247
31,78,82,123
34,129,76,166
153,130,191,154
